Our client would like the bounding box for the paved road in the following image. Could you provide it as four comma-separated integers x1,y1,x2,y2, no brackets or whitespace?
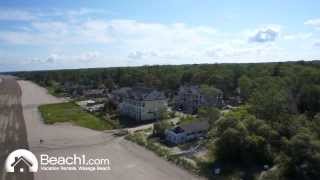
0,76,33,180
19,80,202,180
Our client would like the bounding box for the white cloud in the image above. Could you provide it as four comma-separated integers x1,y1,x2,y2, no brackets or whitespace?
0,8,318,69
248,26,280,43
77,51,101,62
0,18,290,65
128,51,144,59
283,33,312,40
25,51,102,70
80,20,113,43
0,18,219,53
28,54,61,64
64,8,109,17
0,8,110,22
128,50,196,60
0,32,26,44
46,53,62,63
204,43,283,61
305,18,320,29
31,21,69,34
0,9,37,21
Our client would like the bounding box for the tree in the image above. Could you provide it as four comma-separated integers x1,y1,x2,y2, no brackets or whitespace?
238,75,253,100
275,115,310,139
299,85,320,117
249,78,289,123
200,84,221,97
215,127,246,162
213,110,274,165
312,113,320,138
198,107,220,127
143,74,161,88
153,120,170,138
200,84,223,107
103,100,117,113
280,131,320,179
180,71,193,84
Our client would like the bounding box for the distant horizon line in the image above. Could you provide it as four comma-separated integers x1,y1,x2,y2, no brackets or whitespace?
2,59,320,74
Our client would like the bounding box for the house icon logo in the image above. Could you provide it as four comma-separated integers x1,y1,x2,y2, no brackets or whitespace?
5,149,38,173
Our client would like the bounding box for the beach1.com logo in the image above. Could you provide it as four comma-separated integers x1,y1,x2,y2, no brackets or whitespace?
40,154,111,171
5,149,38,173
5,149,111,172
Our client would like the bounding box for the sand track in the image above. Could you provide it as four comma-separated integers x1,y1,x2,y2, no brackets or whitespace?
0,76,33,180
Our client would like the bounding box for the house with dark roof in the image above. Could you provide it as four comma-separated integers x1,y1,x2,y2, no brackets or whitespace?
119,87,168,121
83,89,107,98
175,85,223,114
109,87,132,105
11,156,33,173
165,120,209,144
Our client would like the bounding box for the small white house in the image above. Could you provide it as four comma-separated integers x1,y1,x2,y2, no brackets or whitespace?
76,100,104,112
76,100,96,107
165,120,209,144
87,104,105,112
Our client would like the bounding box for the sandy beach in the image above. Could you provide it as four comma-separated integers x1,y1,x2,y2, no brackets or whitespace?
0,76,33,180
18,80,202,180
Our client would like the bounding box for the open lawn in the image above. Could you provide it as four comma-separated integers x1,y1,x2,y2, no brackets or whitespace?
179,115,199,125
39,102,113,130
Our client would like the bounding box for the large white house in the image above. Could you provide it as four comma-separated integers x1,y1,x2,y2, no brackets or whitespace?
119,87,168,121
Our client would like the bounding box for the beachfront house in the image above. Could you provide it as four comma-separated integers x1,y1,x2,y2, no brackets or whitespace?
119,87,167,121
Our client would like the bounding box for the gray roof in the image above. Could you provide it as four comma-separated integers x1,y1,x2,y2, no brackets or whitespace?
125,87,166,101
179,85,201,95
83,89,105,95
111,87,131,96
179,85,222,95
173,120,209,134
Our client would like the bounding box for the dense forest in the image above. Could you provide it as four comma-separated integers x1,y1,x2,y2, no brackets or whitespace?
14,61,320,179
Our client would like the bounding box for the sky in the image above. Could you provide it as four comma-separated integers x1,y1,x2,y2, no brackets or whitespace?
0,0,320,72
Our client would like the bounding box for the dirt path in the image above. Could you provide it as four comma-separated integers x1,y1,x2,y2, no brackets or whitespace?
19,80,202,180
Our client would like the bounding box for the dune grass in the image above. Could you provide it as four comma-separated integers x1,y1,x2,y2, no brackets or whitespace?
39,102,113,130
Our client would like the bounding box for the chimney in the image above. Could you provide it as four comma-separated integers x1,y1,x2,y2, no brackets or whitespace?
15,157,19,162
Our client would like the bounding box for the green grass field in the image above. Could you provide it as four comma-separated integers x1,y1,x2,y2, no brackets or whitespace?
39,102,113,130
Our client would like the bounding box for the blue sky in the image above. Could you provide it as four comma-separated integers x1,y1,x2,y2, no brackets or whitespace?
0,0,320,72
